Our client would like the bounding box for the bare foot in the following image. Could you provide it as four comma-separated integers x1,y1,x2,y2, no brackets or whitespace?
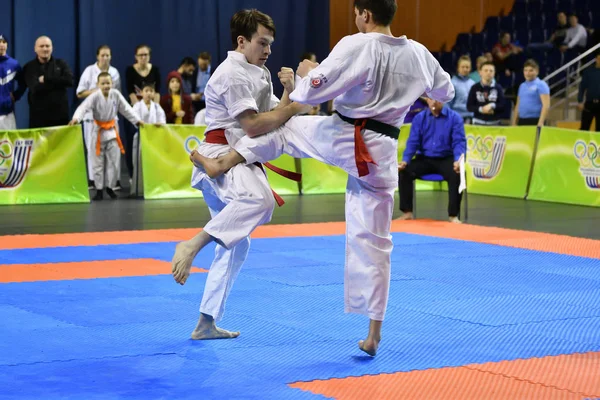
191,313,240,340
358,337,380,356
191,325,240,340
396,212,414,220
449,216,462,224
172,241,196,285
190,151,228,179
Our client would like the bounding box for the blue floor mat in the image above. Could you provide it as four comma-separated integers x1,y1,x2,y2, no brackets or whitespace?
1,233,599,399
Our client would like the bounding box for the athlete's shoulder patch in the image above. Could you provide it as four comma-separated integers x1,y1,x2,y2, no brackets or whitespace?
310,74,328,89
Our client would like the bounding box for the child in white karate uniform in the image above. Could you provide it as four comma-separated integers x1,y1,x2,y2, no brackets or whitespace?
70,72,143,200
131,83,166,196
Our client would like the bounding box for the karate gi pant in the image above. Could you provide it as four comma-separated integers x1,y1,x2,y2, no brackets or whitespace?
84,120,121,182
191,142,275,321
0,112,17,130
93,137,121,190
234,115,397,321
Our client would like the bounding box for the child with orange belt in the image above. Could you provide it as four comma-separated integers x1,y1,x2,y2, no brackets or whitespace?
70,72,143,200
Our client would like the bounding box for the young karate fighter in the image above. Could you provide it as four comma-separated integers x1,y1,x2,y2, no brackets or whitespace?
76,45,122,189
170,9,309,340
131,83,166,195
191,0,454,355
69,72,143,200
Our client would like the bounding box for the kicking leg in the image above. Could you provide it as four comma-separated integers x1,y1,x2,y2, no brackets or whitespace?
172,230,213,285
190,150,246,179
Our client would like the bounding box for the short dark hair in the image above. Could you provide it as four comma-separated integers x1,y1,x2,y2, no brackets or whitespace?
97,71,112,82
141,82,155,91
179,57,195,67
480,61,495,70
198,52,211,61
353,0,397,26
524,59,539,69
96,45,111,56
230,9,276,49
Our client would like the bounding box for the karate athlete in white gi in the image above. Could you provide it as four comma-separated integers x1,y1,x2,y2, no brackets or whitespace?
70,72,142,200
76,45,122,188
131,83,166,196
170,9,310,340
191,0,455,355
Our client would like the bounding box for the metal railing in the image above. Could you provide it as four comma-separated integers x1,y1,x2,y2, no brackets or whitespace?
543,42,600,120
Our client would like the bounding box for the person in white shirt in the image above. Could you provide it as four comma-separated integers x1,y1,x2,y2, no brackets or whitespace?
69,72,143,200
191,0,454,356
170,9,309,341
76,45,122,189
131,83,166,196
560,14,588,53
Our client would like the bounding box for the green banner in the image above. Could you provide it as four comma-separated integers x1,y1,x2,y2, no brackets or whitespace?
464,125,537,198
140,125,205,199
528,127,600,206
0,126,89,205
140,125,301,199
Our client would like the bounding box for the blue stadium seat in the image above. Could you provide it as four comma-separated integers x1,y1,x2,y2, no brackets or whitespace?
500,16,516,33
527,0,545,13
514,27,530,46
512,0,527,15
471,33,486,56
529,28,547,44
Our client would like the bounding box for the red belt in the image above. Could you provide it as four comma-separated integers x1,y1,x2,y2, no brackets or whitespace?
204,129,301,206
352,119,377,177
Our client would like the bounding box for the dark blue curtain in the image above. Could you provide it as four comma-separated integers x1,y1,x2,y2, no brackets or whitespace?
0,0,329,129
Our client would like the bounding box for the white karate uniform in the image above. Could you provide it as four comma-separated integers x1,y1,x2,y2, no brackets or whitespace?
0,112,16,130
233,33,455,321
131,101,166,195
76,64,122,181
191,51,279,321
73,89,139,190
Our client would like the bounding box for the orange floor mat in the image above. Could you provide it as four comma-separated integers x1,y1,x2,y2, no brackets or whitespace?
0,258,207,283
290,351,600,400
0,220,598,259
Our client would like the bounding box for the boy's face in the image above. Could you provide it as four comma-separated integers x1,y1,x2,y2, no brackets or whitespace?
480,65,495,82
0,40,7,56
523,66,538,81
198,57,210,71
97,76,112,95
240,25,273,67
169,78,181,93
142,86,155,102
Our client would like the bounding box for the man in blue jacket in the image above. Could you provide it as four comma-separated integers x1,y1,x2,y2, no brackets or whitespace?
0,34,26,130
398,99,466,223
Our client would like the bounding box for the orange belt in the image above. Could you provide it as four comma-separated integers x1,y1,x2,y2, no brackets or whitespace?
204,129,302,207
94,119,125,156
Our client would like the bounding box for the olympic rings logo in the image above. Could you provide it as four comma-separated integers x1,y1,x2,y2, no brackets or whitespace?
466,135,494,161
574,140,600,168
0,140,13,167
184,136,202,153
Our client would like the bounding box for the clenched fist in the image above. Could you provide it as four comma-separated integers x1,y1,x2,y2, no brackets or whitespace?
297,59,319,78
278,67,295,93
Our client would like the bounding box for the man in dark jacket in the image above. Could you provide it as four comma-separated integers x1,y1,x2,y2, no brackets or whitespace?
22,36,74,128
467,61,505,125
